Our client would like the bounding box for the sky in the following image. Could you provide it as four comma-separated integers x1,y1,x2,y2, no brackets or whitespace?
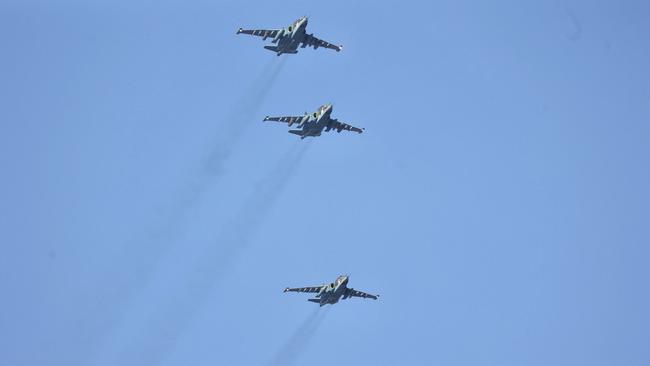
1,0,649,365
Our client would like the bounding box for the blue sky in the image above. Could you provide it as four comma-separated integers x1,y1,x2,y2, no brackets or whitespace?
1,0,649,365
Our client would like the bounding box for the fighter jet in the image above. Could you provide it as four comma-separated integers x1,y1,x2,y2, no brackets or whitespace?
264,103,363,139
237,16,342,56
284,275,379,307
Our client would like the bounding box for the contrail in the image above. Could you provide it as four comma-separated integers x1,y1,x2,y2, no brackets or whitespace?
207,141,311,262
94,141,312,366
169,56,288,230
134,57,288,278
204,57,287,175
268,307,330,366
564,6,582,42
142,56,288,255
87,59,288,366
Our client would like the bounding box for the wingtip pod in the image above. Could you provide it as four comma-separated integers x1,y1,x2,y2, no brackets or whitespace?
283,287,289,292
237,27,243,34
337,45,343,52
264,116,269,121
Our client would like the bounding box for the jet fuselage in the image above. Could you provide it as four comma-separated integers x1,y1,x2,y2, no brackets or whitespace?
290,104,334,138
271,17,308,55
312,275,349,306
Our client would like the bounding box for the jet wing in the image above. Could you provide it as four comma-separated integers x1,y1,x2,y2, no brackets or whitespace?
347,288,379,300
284,286,323,293
264,115,308,126
237,28,282,40
327,119,364,134
302,34,342,52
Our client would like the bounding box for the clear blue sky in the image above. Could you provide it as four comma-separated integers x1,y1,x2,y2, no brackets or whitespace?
1,0,649,365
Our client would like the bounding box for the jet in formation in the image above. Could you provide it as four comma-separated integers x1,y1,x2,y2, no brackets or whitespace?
237,16,342,56
264,103,363,139
284,275,379,307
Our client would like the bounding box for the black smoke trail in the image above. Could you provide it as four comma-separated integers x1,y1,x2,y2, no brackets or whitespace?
96,141,312,366
88,59,288,366
171,56,288,229
204,57,287,175
268,307,331,366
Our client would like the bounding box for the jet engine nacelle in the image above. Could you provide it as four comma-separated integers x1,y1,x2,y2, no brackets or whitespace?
272,30,284,43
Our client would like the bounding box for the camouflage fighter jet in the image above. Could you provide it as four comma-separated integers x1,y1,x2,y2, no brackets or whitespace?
284,275,379,307
264,103,363,139
237,16,342,56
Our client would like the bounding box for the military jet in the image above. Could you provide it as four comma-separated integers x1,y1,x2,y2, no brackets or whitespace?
284,275,379,307
264,103,363,139
237,16,342,56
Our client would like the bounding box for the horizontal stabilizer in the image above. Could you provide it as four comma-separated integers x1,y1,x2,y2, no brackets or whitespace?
288,129,305,136
307,298,321,304
263,45,297,55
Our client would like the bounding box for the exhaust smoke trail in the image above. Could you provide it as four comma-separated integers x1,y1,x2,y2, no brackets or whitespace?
95,141,312,366
206,141,311,262
172,56,288,228
88,59,288,366
132,57,288,281
204,57,287,175
268,307,330,366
